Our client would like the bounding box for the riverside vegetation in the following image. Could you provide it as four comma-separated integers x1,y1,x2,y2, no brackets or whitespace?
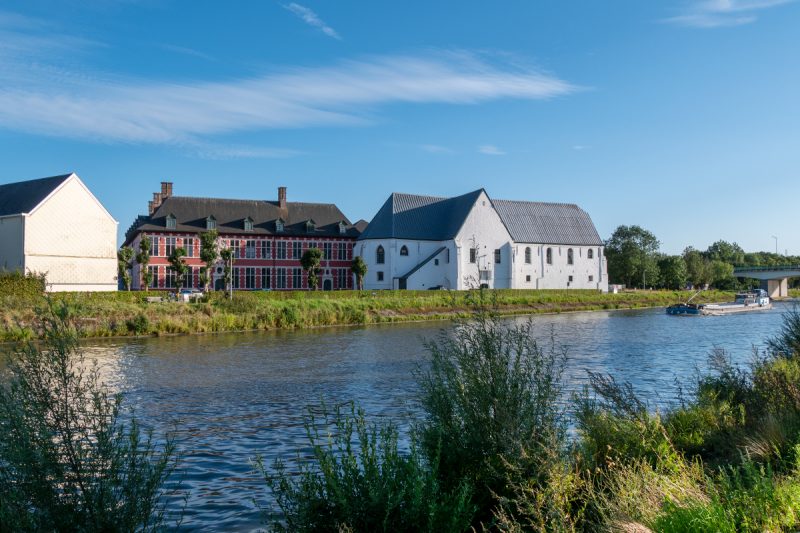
3,296,800,531
0,272,754,342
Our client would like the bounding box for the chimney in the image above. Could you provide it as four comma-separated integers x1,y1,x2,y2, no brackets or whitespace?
161,181,173,198
148,200,154,215
278,186,287,210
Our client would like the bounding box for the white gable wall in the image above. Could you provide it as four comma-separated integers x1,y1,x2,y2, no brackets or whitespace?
453,191,513,289
0,215,24,272
516,244,607,291
24,175,118,291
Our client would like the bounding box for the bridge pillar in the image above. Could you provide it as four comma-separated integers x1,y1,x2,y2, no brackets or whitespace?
761,278,788,299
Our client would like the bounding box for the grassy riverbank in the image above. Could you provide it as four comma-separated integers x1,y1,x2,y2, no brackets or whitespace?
0,288,738,342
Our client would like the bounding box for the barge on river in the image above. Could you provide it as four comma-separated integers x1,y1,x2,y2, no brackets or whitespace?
667,289,771,316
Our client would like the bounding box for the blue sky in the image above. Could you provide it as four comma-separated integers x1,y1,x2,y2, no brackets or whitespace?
1,1,798,254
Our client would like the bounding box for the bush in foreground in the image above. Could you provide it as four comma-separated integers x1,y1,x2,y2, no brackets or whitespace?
0,302,180,531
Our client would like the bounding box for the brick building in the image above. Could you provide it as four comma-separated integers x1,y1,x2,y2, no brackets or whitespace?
124,183,365,291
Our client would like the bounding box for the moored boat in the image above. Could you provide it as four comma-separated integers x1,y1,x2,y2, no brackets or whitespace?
666,289,771,316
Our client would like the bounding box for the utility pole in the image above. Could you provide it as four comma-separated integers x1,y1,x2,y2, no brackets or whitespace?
229,253,234,300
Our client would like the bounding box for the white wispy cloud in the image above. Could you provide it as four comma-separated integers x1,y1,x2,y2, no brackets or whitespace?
0,11,576,155
665,0,795,28
478,145,506,156
420,144,454,154
284,3,341,40
159,44,214,61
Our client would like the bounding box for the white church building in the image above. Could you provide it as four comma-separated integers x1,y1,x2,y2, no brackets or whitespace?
356,189,607,292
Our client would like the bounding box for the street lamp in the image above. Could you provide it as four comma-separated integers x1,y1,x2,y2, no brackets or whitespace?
772,235,778,255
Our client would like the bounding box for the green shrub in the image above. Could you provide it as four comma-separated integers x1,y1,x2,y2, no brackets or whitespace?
126,313,151,335
260,403,474,533
417,313,569,527
0,302,180,531
0,270,46,301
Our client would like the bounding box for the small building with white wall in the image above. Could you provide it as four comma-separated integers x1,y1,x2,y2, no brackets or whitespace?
356,189,607,291
0,173,118,291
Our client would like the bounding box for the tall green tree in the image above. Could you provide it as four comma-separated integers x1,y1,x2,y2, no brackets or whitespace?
683,247,710,288
199,230,219,292
705,240,745,265
605,225,661,288
708,260,736,289
117,246,135,291
300,247,323,290
351,256,368,290
657,255,688,290
167,247,189,291
219,248,233,299
136,234,153,291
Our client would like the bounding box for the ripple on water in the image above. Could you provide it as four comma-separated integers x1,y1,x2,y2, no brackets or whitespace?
75,303,791,531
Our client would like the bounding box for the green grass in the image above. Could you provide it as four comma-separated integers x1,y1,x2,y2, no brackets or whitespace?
0,288,736,341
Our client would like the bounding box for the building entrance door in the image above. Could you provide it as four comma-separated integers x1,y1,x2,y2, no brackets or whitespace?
323,279,332,291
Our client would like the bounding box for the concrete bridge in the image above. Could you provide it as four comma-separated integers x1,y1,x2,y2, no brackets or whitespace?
734,265,800,299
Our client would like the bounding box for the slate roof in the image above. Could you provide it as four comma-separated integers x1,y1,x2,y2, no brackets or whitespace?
492,199,603,245
125,195,362,242
0,174,72,217
358,190,485,241
358,188,603,246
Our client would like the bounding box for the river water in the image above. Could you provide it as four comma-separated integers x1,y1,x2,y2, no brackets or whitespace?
38,304,800,530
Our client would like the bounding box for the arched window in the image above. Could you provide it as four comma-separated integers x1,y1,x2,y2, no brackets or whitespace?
244,217,254,231
524,247,532,264
166,214,176,230
546,247,553,265
376,245,385,264
567,248,574,265
400,245,409,256
587,248,594,259
206,216,216,230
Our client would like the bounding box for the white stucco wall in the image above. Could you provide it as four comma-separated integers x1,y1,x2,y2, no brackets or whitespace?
453,191,514,289
0,215,24,272
24,176,118,291
525,244,607,291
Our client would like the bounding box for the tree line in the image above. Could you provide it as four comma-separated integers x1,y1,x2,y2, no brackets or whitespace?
605,225,800,290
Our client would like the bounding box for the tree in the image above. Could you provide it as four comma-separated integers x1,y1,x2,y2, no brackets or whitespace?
167,247,189,291
199,230,219,292
300,247,323,290
136,234,153,291
705,240,745,266
657,255,688,290
683,247,710,288
351,256,368,290
117,246,135,291
605,225,660,289
219,248,233,299
708,260,736,289
0,303,179,530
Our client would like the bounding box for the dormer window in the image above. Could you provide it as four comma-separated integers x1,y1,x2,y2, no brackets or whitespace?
275,219,284,233
206,216,217,230
305,220,316,233
338,221,347,235
244,217,254,232
166,214,177,230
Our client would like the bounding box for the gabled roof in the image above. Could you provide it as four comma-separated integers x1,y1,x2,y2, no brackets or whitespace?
0,174,73,216
358,189,484,241
126,195,362,242
492,199,603,245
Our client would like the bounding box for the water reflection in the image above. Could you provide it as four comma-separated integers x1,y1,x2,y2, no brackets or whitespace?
44,304,798,530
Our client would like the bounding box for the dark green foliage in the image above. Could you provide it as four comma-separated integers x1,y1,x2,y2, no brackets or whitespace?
767,306,800,358
657,255,688,290
300,248,323,290
0,302,179,531
137,233,152,291
118,245,135,291
260,403,474,533
167,247,189,290
417,313,568,526
605,225,660,288
351,256,367,290
199,230,219,292
219,248,233,296
126,313,151,335
0,270,46,301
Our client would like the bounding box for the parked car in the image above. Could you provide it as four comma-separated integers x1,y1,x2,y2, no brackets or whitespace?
178,288,204,302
